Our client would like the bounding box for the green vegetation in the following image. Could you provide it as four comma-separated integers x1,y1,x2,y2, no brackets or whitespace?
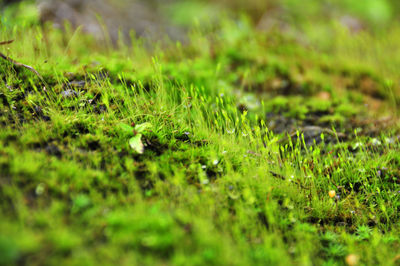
0,1,399,265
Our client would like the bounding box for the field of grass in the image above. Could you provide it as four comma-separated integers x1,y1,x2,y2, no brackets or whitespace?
1,1,400,265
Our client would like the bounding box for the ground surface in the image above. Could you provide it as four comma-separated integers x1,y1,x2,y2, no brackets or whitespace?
0,1,400,266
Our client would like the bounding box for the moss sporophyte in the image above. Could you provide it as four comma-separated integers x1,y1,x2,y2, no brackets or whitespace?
1,1,400,265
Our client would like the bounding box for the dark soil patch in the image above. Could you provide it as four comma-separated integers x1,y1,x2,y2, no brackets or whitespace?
307,215,354,228
86,139,101,151
347,73,386,100
134,163,155,192
45,144,62,158
142,136,169,157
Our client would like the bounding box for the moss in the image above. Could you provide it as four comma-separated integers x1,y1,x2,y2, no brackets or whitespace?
0,1,399,265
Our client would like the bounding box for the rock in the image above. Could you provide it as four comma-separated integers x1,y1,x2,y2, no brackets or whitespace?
67,80,86,89
61,89,79,98
37,0,185,43
340,15,365,33
299,126,345,145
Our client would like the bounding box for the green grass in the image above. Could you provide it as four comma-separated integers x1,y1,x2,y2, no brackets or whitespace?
1,2,400,265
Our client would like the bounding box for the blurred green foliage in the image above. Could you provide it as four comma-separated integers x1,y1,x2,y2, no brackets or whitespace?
208,0,397,27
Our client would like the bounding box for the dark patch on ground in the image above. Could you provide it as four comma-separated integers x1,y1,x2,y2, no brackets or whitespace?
175,132,208,147
258,212,270,230
134,163,154,192
86,139,101,151
142,136,169,157
347,73,386,100
31,105,51,121
45,144,62,158
307,215,354,228
62,122,90,138
265,110,396,148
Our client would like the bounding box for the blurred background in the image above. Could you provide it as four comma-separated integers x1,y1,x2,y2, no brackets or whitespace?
1,0,400,78
1,0,399,39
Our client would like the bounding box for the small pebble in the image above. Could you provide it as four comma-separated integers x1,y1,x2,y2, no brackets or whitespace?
68,80,86,88
61,89,79,98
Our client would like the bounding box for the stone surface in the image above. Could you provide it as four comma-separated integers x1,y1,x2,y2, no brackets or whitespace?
37,0,185,43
